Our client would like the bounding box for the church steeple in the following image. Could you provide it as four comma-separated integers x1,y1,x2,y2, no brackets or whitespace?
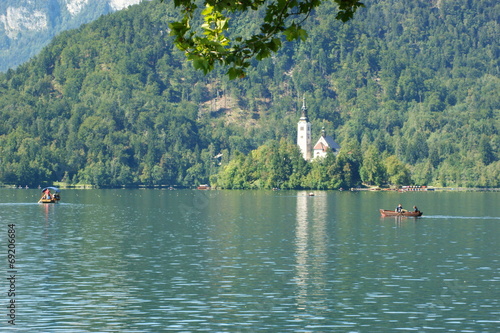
297,96,312,160
300,97,308,120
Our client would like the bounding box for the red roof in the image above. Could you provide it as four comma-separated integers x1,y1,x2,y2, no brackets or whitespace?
314,142,328,152
313,135,340,152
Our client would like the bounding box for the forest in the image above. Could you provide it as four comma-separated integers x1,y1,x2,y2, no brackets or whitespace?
0,0,498,189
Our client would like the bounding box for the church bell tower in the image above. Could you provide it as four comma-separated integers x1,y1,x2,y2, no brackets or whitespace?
297,97,312,160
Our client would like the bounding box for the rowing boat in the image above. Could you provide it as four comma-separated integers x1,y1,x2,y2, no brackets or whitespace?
40,198,58,203
38,187,61,203
379,209,423,217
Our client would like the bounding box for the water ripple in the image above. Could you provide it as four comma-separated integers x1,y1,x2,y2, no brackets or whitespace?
2,189,498,332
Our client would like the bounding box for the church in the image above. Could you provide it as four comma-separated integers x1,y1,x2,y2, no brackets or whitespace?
297,99,340,161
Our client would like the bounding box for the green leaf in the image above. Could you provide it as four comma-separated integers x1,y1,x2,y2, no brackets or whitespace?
283,24,301,42
267,38,282,52
200,5,213,16
191,56,212,74
227,67,246,80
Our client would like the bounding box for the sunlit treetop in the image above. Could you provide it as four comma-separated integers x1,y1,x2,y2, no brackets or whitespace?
165,0,364,79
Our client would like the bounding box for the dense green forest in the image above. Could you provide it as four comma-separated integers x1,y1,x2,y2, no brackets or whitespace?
0,0,499,188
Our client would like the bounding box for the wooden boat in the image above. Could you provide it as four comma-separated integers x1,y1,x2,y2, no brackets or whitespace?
379,209,422,217
38,187,61,203
40,198,58,203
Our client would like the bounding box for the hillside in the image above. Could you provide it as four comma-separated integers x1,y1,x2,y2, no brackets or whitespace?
0,0,142,72
0,0,498,188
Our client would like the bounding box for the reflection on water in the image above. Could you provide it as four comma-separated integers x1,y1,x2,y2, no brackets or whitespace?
294,192,328,318
0,189,498,332
294,193,309,309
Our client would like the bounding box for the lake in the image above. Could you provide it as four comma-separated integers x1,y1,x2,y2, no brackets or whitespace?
1,188,499,332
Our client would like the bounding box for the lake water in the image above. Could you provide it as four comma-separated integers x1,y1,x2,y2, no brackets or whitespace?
1,188,499,332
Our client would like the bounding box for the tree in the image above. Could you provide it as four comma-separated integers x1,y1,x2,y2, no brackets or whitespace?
384,155,411,186
360,145,385,186
166,0,364,78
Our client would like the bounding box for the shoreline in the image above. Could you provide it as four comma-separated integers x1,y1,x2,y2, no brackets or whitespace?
1,184,499,192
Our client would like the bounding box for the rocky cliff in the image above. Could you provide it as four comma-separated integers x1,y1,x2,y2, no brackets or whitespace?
0,0,142,71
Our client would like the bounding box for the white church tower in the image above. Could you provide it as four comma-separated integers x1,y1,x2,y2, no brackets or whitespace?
297,97,312,160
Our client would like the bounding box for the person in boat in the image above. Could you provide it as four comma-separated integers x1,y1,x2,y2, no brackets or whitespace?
413,206,419,212
43,188,52,200
395,204,403,213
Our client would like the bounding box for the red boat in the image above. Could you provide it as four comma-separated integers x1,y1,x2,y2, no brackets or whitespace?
379,209,422,217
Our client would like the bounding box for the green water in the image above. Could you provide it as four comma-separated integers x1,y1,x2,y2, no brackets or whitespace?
1,189,499,332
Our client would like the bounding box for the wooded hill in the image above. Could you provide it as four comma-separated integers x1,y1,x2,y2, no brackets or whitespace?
0,0,498,189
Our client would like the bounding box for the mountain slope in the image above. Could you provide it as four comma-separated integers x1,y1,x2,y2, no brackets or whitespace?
0,0,142,72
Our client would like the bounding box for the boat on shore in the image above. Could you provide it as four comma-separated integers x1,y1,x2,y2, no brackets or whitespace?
379,209,422,217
